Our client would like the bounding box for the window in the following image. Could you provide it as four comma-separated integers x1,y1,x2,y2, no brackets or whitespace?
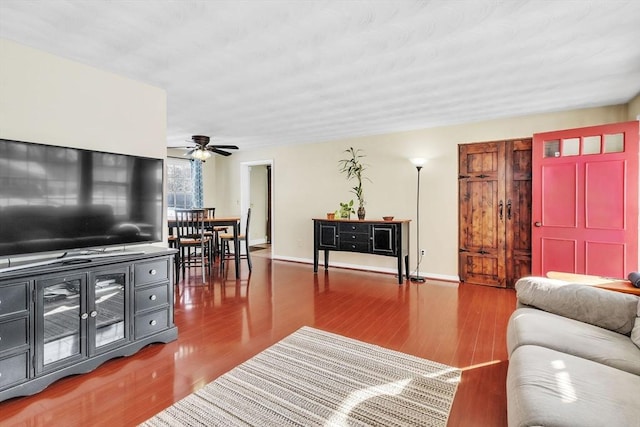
166,157,203,217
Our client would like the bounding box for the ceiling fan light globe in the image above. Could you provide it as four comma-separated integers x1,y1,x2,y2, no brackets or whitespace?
192,149,211,161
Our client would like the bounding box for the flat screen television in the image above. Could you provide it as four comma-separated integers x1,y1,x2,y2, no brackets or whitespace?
0,138,164,259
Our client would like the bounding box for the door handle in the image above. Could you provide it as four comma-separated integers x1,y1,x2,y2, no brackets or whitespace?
534,221,542,227
507,199,512,220
498,200,503,220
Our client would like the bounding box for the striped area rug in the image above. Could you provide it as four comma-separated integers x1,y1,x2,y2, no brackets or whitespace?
141,326,461,427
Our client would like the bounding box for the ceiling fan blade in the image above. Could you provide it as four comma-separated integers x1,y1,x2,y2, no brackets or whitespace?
208,145,239,150
209,148,232,156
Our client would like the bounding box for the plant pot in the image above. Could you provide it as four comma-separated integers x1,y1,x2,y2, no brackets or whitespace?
357,206,366,220
327,212,335,220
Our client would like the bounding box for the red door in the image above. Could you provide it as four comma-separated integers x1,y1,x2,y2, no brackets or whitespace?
532,121,639,278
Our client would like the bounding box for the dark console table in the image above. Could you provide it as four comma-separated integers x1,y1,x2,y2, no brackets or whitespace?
313,218,410,284
0,246,177,401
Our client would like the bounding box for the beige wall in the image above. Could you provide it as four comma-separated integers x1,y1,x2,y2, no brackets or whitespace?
213,104,629,281
0,39,166,157
0,39,168,244
628,92,640,120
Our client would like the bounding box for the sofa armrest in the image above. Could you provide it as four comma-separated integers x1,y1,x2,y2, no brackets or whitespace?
515,276,639,335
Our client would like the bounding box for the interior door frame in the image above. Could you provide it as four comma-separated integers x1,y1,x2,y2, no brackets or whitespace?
240,159,274,251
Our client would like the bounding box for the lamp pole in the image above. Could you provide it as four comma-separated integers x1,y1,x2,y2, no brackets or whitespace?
410,158,426,283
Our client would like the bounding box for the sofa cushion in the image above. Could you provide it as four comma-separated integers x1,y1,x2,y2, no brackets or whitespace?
515,276,638,335
507,308,640,375
633,301,640,349
507,345,640,427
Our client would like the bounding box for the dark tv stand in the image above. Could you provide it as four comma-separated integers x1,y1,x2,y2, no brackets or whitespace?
0,246,178,402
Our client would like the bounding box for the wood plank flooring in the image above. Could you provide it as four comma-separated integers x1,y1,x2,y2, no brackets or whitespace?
0,250,516,426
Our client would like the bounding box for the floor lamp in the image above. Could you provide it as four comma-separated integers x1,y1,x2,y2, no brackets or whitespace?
410,158,426,282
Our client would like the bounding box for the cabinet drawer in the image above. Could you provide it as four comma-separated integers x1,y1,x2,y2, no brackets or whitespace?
135,284,169,313
0,318,28,352
340,232,370,243
134,260,168,286
339,241,370,252
338,222,369,233
0,352,29,390
0,282,29,317
135,309,169,339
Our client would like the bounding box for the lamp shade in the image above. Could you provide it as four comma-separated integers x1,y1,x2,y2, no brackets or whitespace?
410,157,426,167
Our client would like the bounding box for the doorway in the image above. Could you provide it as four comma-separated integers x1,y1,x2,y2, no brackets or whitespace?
240,160,273,256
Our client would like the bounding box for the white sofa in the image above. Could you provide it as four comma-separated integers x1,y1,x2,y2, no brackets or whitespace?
506,277,640,426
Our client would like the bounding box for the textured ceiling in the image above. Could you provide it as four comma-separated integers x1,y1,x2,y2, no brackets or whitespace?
1,0,639,152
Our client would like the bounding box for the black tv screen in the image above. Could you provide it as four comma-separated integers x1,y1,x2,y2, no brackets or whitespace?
0,138,164,258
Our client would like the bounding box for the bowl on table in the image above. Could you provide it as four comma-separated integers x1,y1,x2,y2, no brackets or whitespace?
382,216,394,221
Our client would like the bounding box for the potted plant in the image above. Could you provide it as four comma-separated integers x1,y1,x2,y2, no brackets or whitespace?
338,147,370,220
336,200,355,219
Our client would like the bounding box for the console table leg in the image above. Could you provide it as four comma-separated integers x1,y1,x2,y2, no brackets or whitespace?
324,250,329,270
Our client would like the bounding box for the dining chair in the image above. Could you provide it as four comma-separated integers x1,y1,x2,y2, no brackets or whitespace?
219,208,252,273
175,209,212,283
203,207,228,259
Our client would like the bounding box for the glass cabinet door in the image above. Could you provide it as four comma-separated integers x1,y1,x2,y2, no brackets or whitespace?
37,274,86,373
90,268,129,355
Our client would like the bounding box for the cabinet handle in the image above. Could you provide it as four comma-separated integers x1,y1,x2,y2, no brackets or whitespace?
90,310,98,318
351,245,356,249
149,269,157,275
150,319,157,326
149,294,157,301
81,313,89,320
352,235,356,239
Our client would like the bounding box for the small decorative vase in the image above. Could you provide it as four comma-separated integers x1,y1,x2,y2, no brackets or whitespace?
357,206,366,220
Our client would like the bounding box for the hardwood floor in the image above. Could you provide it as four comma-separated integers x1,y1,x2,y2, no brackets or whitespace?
0,250,516,426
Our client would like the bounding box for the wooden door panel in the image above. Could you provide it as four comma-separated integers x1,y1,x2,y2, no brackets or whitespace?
459,253,500,286
541,163,577,227
585,160,625,229
541,238,577,273
585,241,625,277
505,139,532,287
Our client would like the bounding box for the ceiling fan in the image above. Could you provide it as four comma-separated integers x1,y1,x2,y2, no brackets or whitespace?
180,135,239,161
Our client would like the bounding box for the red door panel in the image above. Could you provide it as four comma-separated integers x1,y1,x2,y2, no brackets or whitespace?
585,241,625,277
541,163,577,227
585,160,625,229
541,238,577,273
532,121,639,278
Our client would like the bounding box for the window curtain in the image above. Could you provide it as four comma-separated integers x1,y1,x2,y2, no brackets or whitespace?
191,160,204,208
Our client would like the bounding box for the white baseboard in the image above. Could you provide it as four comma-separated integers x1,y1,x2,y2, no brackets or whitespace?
271,255,460,283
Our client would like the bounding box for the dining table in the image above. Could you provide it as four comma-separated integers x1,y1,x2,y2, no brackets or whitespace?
168,216,242,279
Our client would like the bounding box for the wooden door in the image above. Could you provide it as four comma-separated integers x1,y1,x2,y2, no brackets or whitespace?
459,139,532,288
459,142,506,287
506,139,533,286
532,121,639,278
